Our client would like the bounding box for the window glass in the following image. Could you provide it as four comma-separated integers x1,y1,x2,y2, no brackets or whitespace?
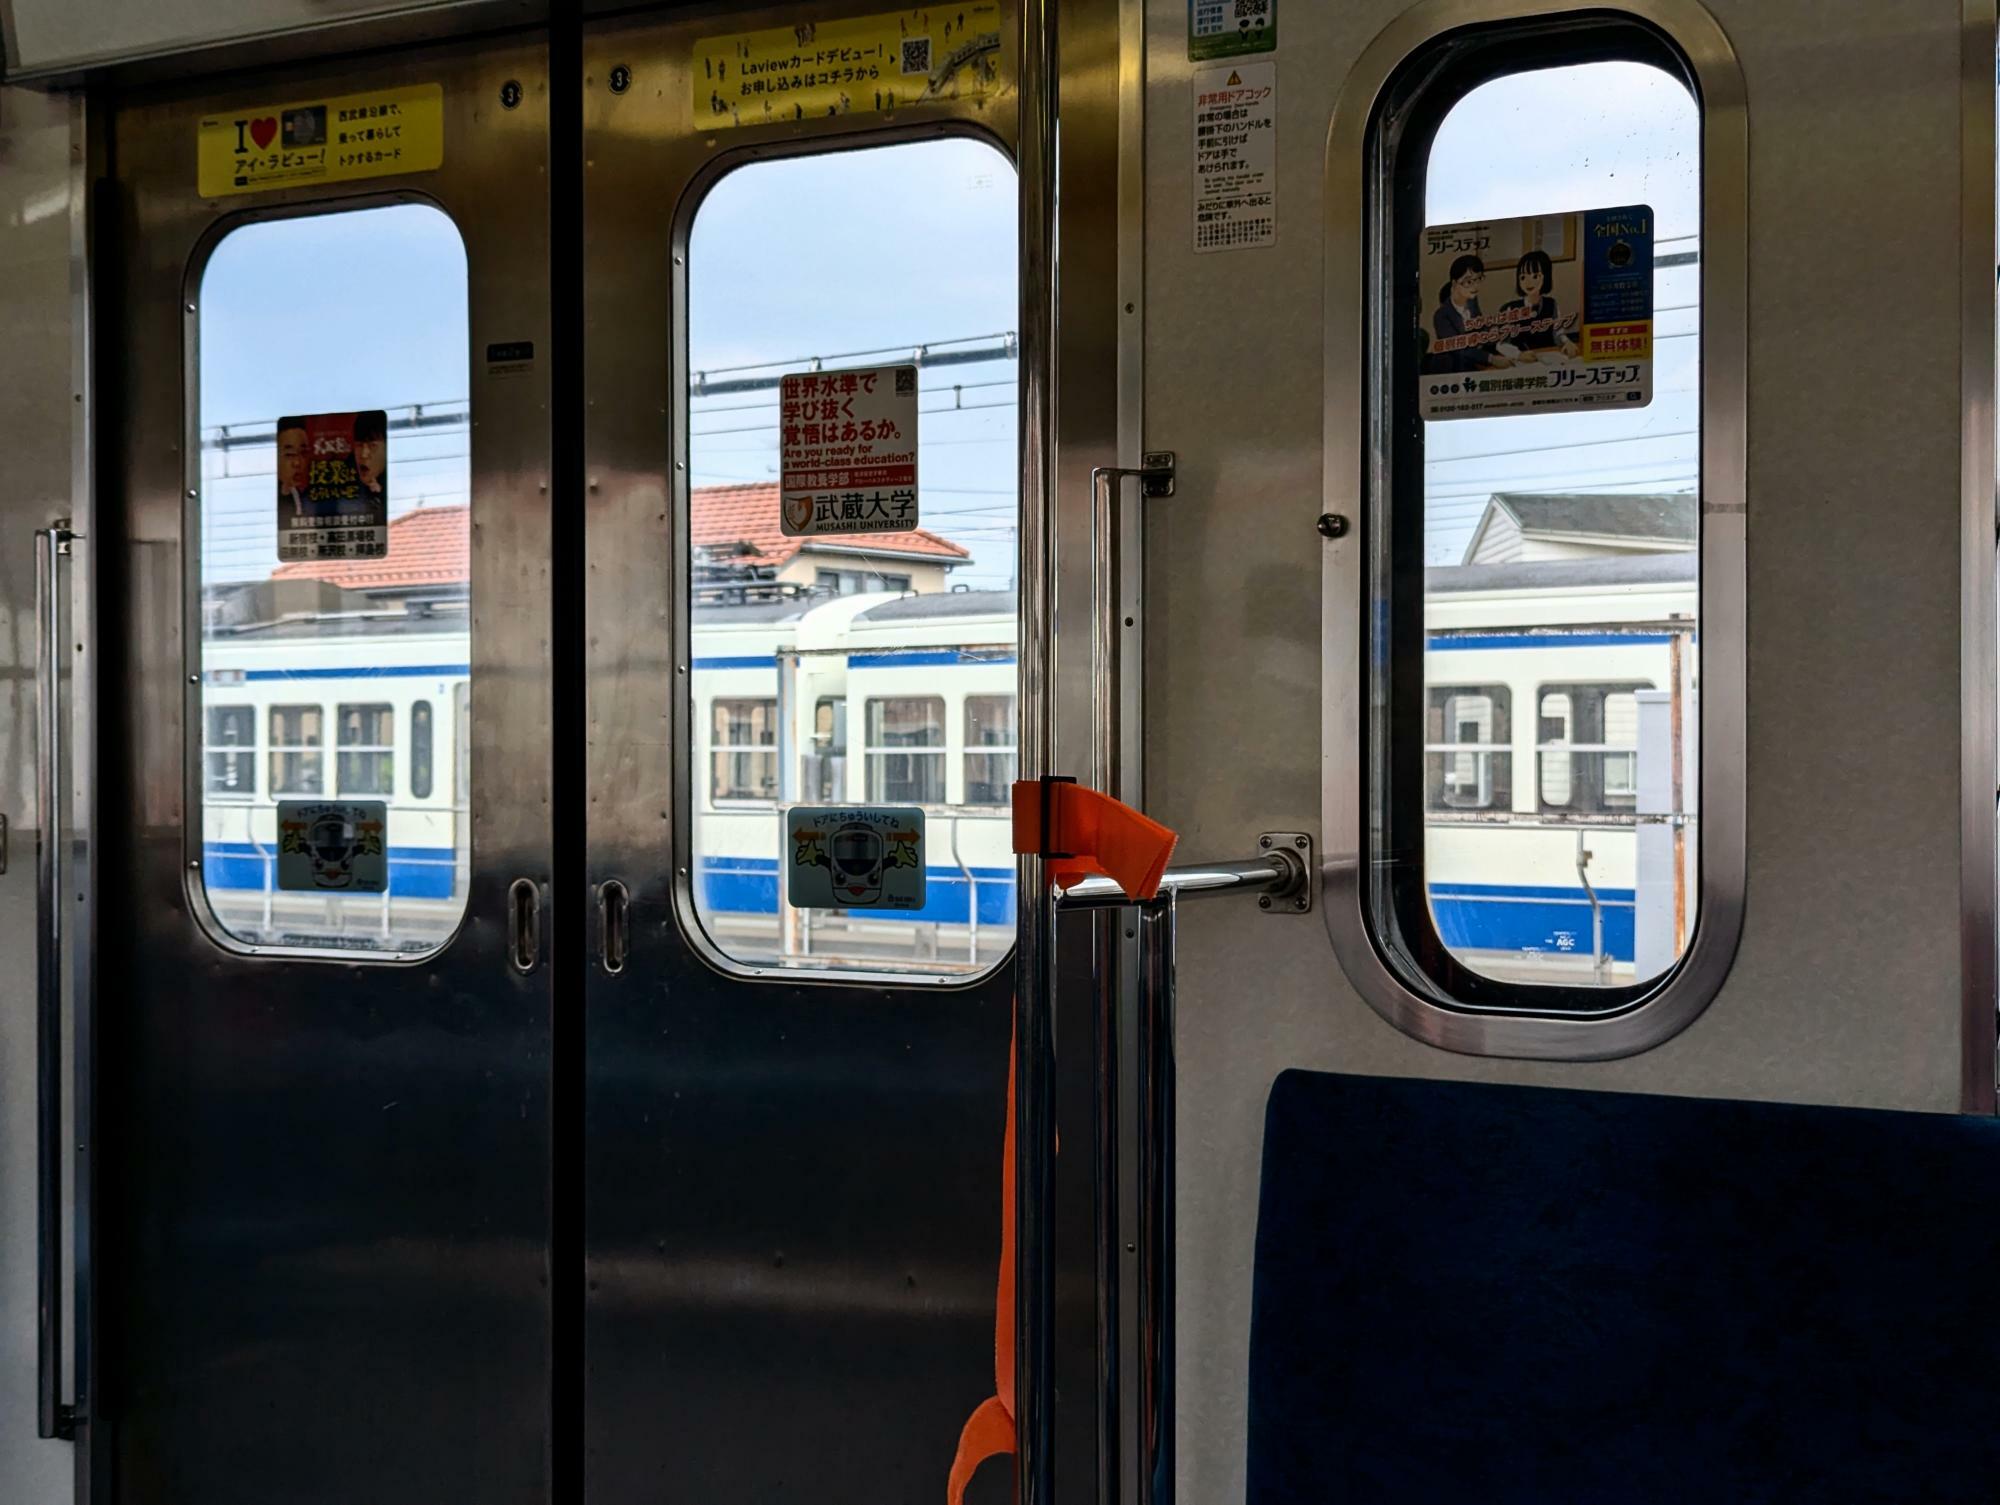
712,698,778,801
205,705,257,796
269,706,324,795
337,703,394,795
411,700,434,800
1384,52,1699,998
1537,683,1647,814
195,204,470,954
1425,687,1510,812
808,696,847,801
866,697,947,804
685,137,1019,975
964,694,1017,805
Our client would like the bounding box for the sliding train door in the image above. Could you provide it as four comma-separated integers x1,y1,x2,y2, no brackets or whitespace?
578,4,1104,1498
98,38,554,1501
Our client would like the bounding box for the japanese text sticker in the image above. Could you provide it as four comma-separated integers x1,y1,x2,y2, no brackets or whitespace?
197,83,443,199
695,5,1002,128
1419,205,1655,420
1193,62,1276,253
1190,0,1275,60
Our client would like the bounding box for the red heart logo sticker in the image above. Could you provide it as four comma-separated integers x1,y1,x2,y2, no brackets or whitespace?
249,117,278,149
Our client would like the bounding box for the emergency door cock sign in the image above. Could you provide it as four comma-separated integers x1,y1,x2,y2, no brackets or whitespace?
779,363,920,537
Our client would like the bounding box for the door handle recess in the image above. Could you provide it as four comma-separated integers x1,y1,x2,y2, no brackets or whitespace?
508,878,541,974
597,880,629,974
35,522,77,1441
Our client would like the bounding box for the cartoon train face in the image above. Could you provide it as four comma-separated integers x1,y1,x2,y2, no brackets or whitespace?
307,812,365,889
830,823,885,902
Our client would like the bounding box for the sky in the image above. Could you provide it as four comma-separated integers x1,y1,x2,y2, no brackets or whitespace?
1423,61,1701,564
196,139,1020,589
195,66,1694,583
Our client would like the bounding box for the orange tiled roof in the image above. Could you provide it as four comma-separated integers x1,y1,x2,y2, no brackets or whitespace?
272,486,971,590
272,504,470,591
690,483,970,567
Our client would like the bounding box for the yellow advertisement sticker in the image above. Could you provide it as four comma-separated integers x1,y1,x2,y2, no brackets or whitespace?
694,5,1003,129
198,83,444,199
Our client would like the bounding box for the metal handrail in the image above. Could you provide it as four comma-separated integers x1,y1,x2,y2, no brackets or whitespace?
1054,851,1307,911
35,521,76,1442
1054,843,1303,1505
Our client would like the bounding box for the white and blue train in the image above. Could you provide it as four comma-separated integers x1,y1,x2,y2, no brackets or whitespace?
199,557,1694,974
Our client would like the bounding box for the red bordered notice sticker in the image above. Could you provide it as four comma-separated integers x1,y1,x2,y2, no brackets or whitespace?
778,363,919,537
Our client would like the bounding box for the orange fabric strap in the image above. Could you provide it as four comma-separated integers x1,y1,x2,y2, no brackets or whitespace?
1009,779,1179,900
950,785,1178,1503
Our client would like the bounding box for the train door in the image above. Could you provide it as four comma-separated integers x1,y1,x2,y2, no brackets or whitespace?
94,37,554,1501
575,6,1102,1497
1124,0,1990,1499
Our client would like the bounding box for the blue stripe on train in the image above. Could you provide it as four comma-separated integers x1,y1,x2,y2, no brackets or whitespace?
204,842,459,899
223,664,470,681
699,855,1017,926
1430,881,1638,962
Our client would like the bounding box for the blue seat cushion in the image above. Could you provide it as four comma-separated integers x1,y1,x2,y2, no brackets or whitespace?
1248,1069,2000,1504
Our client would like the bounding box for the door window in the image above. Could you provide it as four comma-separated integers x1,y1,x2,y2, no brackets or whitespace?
682,136,1019,976
193,202,470,954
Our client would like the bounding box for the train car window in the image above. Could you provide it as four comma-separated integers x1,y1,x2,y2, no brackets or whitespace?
683,135,1018,977
1538,683,1648,814
337,703,395,796
193,202,471,956
808,696,848,801
964,694,1017,805
1366,32,1703,1005
268,706,325,795
410,700,434,800
1425,686,1510,812
865,697,948,805
204,705,257,797
712,698,779,802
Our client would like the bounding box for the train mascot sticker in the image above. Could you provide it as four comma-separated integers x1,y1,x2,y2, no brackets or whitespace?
276,801,390,893
785,807,926,911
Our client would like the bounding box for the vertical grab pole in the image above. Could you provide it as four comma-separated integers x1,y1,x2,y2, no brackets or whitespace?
35,522,76,1442
1015,0,1059,1499
1135,892,1176,1505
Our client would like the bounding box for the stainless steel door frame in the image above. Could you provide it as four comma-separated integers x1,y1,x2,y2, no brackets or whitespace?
98,38,553,1502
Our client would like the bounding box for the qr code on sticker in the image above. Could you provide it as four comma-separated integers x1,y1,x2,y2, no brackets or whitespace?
900,36,932,75
895,367,917,394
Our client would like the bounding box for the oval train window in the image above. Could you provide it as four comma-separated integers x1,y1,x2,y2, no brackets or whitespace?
1339,14,1736,1026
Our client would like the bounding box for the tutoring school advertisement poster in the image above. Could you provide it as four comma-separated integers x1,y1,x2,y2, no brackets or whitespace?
1418,205,1654,421
276,409,389,562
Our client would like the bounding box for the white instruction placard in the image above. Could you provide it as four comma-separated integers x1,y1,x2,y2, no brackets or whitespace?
786,806,926,911
1193,61,1276,253
779,363,919,537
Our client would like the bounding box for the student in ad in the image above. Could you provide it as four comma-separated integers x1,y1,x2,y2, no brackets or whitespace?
1498,248,1579,359
1428,254,1514,374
